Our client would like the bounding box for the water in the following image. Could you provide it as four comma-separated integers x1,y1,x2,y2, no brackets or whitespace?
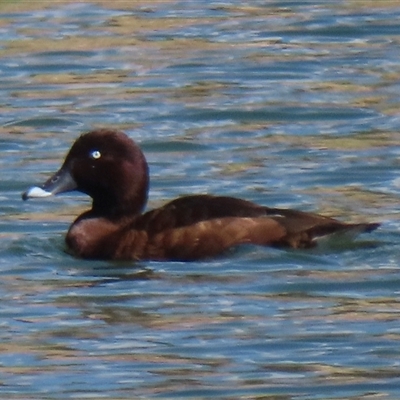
1,0,400,398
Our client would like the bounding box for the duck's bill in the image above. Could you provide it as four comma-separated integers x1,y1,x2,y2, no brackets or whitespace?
22,167,77,201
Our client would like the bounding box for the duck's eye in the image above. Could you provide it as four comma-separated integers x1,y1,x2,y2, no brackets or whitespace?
90,150,101,160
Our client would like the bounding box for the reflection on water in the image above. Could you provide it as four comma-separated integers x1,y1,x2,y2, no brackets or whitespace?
1,0,400,398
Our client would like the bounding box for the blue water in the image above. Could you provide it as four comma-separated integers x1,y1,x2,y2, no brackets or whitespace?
1,1,400,398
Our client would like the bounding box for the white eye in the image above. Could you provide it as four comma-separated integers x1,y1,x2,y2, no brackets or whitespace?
90,150,101,160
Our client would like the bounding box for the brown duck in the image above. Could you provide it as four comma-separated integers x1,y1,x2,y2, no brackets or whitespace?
22,129,379,261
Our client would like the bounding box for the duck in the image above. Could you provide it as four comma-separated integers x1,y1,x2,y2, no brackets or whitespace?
22,128,379,261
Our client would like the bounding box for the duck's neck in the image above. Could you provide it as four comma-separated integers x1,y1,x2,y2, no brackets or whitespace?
91,194,147,219
86,151,150,220
91,178,149,219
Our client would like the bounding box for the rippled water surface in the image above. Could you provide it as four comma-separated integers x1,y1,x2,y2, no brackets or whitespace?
2,1,400,398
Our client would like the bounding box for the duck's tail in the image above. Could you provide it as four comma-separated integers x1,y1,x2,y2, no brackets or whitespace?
265,207,380,249
310,222,380,248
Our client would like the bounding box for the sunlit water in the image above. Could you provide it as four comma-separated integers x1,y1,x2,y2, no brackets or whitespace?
1,1,400,399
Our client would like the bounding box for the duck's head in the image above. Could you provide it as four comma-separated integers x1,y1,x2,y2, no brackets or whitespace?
22,129,149,216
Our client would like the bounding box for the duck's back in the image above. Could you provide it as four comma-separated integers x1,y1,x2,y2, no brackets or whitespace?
67,195,379,261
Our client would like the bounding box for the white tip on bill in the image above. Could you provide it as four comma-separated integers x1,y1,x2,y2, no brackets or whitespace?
23,186,53,199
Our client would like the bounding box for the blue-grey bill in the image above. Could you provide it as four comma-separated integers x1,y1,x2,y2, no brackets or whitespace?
22,167,77,200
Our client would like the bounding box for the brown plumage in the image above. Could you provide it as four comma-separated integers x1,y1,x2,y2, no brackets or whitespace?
22,129,379,261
